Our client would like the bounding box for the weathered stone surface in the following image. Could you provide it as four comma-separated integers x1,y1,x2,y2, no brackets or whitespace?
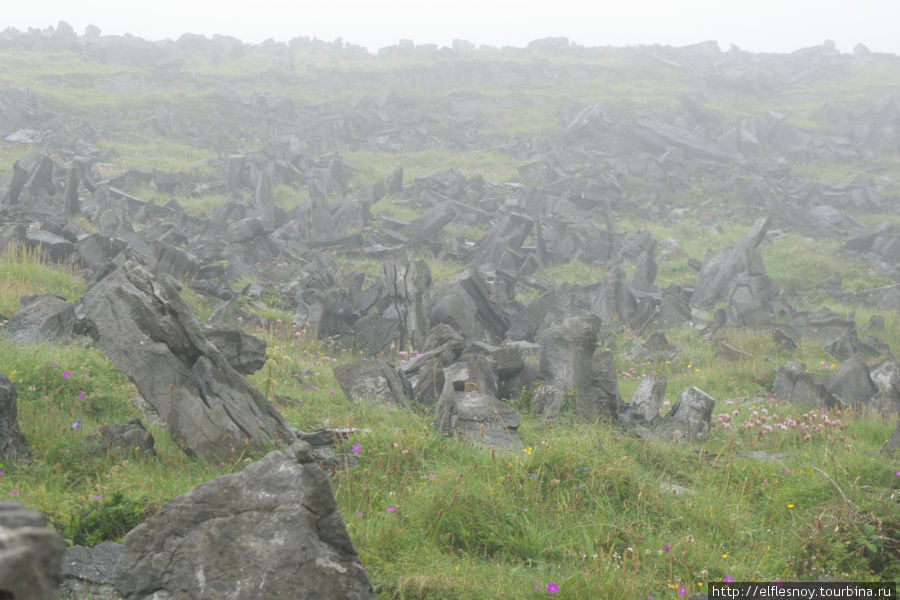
379,258,431,348
539,315,610,420
112,442,376,600
619,374,667,435
724,252,775,327
202,326,268,375
89,418,157,458
333,359,410,404
6,293,78,343
0,373,30,462
61,542,126,600
826,356,878,410
74,258,294,462
773,363,839,408
0,501,65,600
692,216,770,308
436,389,522,451
429,268,508,343
650,386,715,442
823,325,860,360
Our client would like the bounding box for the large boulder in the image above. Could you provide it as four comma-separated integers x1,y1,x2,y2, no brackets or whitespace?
5,293,79,343
112,442,376,600
73,258,294,462
773,363,839,409
379,258,432,348
61,542,126,600
692,216,770,308
333,359,410,404
429,268,508,343
539,315,616,421
619,374,667,435
650,386,715,442
0,373,30,462
826,357,878,410
435,361,523,452
0,501,65,600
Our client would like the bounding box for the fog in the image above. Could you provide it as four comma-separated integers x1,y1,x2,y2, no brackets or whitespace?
5,0,899,54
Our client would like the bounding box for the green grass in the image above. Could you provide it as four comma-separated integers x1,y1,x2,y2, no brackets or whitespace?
1,40,899,599
0,243,86,317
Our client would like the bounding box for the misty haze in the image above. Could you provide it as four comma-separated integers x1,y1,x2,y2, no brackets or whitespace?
0,17,898,600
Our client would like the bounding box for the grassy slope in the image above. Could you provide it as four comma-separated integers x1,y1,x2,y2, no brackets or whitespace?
0,44,898,598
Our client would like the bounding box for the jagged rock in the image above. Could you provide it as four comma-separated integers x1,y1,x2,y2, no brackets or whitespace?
429,268,508,343
591,265,636,326
333,359,410,404
61,542,126,600
0,373,30,462
724,251,775,327
692,216,770,308
792,308,855,340
716,342,753,361
506,291,562,342
5,293,79,343
112,442,376,600
202,326,268,375
773,363,839,408
619,374,667,435
379,258,431,348
650,386,714,442
773,326,799,350
860,334,891,357
882,416,900,455
89,418,156,459
435,371,522,451
826,356,878,410
824,327,860,360
539,315,601,420
396,325,465,407
73,258,294,462
0,501,65,600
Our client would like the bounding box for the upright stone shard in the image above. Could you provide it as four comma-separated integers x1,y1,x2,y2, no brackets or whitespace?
0,373,30,462
74,258,294,462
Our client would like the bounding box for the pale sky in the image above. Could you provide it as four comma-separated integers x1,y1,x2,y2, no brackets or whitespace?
4,0,899,55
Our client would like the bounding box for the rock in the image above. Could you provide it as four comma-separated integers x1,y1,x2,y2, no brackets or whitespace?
716,342,752,361
724,251,775,327
436,390,522,451
61,542,126,600
591,265,636,326
773,363,839,409
0,501,65,600
882,416,900,455
826,356,878,410
773,326,799,351
74,258,294,462
202,326,268,375
650,386,714,442
379,258,431,348
791,308,855,340
89,418,156,458
692,216,770,308
112,442,376,600
333,359,410,404
824,327,860,360
539,315,613,420
619,374,667,435
429,268,508,343
6,293,79,343
0,373,30,462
